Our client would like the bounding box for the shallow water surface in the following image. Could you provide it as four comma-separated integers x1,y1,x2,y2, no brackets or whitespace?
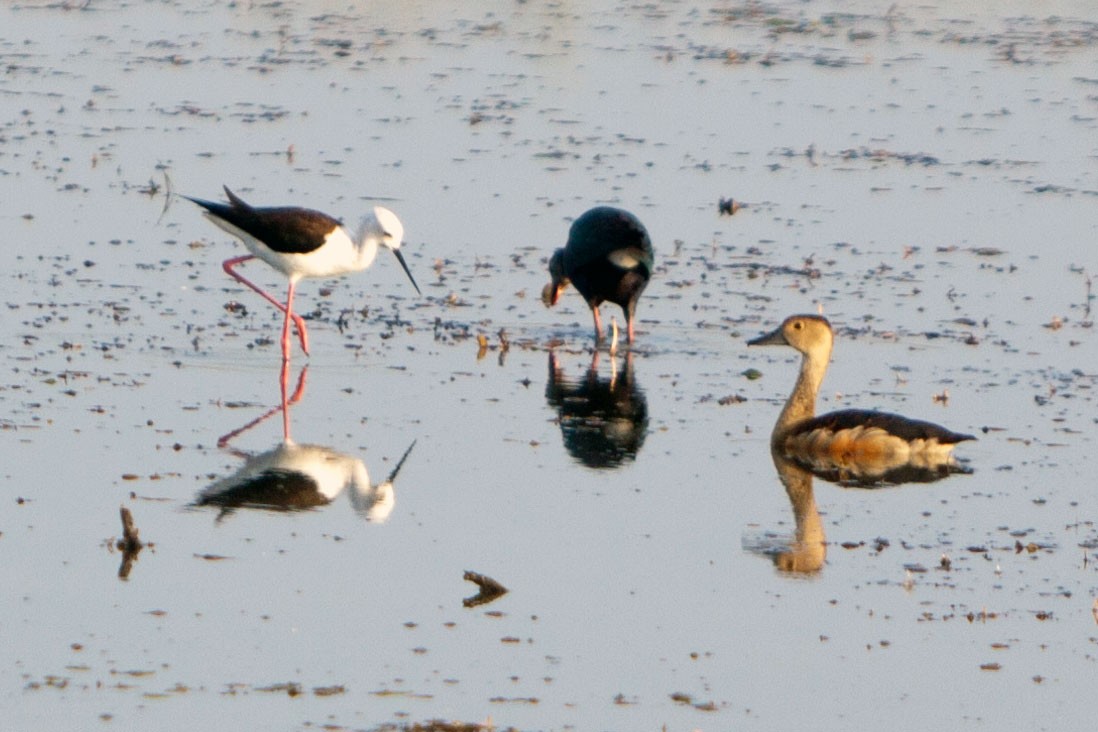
2,1,1097,730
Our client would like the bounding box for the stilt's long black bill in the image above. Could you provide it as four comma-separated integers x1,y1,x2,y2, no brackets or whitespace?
392,249,421,295
386,440,417,483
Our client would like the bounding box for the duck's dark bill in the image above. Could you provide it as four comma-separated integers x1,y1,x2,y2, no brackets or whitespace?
748,326,787,347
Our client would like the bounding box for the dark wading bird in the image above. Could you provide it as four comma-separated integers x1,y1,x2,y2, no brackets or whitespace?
749,314,975,486
184,186,420,362
542,206,654,345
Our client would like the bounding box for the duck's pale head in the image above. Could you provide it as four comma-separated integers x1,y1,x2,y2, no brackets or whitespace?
748,314,833,359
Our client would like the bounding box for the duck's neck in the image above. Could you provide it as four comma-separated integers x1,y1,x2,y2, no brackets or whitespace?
772,345,830,444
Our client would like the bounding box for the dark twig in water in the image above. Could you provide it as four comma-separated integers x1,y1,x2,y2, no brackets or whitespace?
116,506,145,580
117,506,143,553
462,570,508,608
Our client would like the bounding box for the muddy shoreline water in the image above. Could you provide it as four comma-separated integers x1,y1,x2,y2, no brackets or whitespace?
2,2,1097,730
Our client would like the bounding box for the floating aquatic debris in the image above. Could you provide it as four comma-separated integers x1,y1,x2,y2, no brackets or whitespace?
463,570,508,608
114,506,144,580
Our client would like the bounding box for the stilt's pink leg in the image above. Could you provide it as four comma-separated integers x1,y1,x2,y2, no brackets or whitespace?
223,255,310,356
626,317,635,344
280,358,291,441
280,280,297,363
280,363,308,443
591,306,603,343
285,355,294,438
287,365,308,403
215,366,309,448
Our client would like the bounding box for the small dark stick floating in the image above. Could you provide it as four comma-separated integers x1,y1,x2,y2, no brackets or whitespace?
542,206,654,345
117,506,144,554
116,506,145,580
184,186,420,362
462,570,508,608
749,314,974,483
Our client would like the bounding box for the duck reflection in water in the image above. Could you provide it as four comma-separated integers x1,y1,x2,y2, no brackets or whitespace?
545,349,648,469
761,439,973,575
768,453,827,574
748,314,975,574
194,366,415,523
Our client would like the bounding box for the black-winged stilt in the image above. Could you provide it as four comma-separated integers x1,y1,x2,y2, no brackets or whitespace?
542,206,655,345
185,186,420,361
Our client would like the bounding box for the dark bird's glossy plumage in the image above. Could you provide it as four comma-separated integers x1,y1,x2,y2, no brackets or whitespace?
542,206,654,344
749,314,974,485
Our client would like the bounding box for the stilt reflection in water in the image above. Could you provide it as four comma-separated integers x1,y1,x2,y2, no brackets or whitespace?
545,350,648,469
193,365,415,522
217,360,307,448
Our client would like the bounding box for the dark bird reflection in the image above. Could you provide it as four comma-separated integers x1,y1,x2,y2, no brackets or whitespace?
545,350,648,469
193,365,415,523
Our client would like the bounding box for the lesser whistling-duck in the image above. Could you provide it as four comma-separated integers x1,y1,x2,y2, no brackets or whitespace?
749,314,974,480
542,206,654,345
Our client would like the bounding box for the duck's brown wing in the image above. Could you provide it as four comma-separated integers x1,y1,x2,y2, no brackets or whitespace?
789,408,975,444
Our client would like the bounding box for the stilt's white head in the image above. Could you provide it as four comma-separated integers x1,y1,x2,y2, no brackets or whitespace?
372,206,405,251
364,206,419,295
